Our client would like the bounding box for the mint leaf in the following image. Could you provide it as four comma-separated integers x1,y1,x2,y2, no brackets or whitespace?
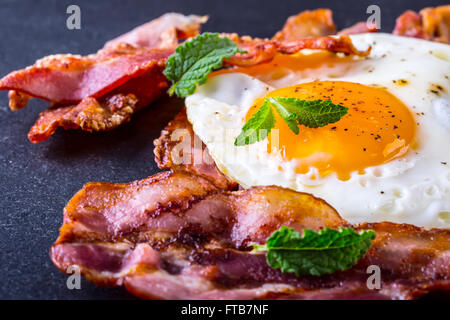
235,97,348,146
163,33,246,98
234,100,275,146
269,97,300,134
272,97,348,129
253,226,376,276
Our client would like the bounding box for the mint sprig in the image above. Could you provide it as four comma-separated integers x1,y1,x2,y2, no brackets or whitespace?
271,97,349,128
163,33,246,98
235,97,348,146
252,226,376,276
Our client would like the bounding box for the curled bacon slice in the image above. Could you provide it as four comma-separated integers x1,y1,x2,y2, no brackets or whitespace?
225,34,370,67
421,5,450,43
28,62,168,143
273,9,336,40
1,13,206,106
0,44,172,105
272,8,377,40
28,94,137,143
51,171,450,299
154,109,236,190
0,13,206,142
393,5,450,43
105,13,208,49
393,10,427,39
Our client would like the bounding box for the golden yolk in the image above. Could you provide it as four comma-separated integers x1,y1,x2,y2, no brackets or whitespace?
245,81,417,181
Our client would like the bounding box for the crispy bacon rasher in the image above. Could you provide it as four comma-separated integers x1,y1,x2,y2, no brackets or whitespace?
154,109,236,190
225,34,370,67
27,55,169,143
50,171,450,300
273,8,337,40
273,8,377,40
393,5,450,43
1,45,172,105
0,13,206,143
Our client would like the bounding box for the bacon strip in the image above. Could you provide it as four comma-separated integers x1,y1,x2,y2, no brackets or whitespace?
1,13,206,106
28,63,168,143
273,9,336,40
0,44,172,105
273,8,377,40
421,5,450,43
50,171,450,299
393,5,450,43
393,10,427,39
0,13,206,142
225,34,370,67
28,95,136,143
105,13,208,49
153,109,236,190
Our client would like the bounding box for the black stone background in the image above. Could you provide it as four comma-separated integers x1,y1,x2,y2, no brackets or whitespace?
0,0,446,299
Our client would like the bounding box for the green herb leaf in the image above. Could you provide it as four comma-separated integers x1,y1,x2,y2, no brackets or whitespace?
270,97,348,129
163,33,246,98
235,97,348,146
268,97,300,134
234,99,275,146
252,226,376,276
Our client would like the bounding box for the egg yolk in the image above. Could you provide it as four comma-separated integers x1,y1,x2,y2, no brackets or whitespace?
245,81,417,180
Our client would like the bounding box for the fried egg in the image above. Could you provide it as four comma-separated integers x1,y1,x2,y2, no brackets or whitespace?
185,33,450,229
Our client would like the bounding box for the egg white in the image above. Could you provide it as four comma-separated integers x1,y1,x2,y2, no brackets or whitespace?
186,33,450,229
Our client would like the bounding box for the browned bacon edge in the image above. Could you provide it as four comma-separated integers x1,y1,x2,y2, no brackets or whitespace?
50,171,450,300
153,108,237,190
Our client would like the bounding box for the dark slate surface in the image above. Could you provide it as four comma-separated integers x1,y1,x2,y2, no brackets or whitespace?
0,0,446,300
